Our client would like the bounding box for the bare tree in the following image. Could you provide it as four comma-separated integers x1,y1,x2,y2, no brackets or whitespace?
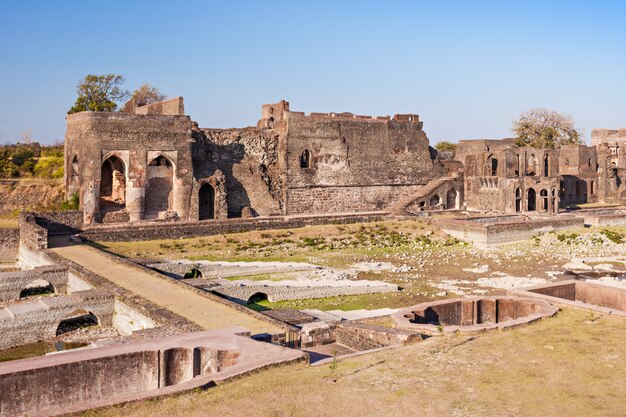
512,108,582,149
131,84,167,107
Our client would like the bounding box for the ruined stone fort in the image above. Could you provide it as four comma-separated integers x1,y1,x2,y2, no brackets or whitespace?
1,96,625,416
65,96,626,224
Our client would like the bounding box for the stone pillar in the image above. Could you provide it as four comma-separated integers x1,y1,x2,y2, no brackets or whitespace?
82,179,99,224
126,186,143,222
174,183,191,220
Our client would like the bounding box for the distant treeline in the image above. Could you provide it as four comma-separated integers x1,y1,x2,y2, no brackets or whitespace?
0,142,64,179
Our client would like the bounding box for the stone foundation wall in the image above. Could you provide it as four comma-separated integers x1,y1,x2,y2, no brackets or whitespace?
80,212,388,242
0,229,18,263
335,322,421,351
214,280,397,304
300,321,420,350
18,212,47,251
0,288,114,350
286,184,423,214
0,265,68,302
34,211,83,235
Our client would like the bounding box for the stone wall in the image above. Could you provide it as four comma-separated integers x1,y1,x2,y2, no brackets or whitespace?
18,212,47,251
283,112,446,214
34,211,83,235
80,212,388,242
287,184,423,214
65,112,194,223
0,330,267,417
299,321,420,350
0,265,68,302
335,322,421,351
213,279,398,304
0,228,18,263
0,288,114,350
195,127,283,217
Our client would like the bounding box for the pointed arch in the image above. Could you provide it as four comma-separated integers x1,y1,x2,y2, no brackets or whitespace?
100,154,126,212
145,155,174,218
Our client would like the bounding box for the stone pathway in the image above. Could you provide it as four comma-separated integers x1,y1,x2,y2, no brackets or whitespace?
49,241,282,335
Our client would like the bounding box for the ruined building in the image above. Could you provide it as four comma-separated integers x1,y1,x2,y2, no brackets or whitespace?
453,126,626,214
65,98,453,224
64,96,626,223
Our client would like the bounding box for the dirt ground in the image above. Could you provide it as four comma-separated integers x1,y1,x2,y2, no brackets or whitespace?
96,219,626,311
76,307,626,417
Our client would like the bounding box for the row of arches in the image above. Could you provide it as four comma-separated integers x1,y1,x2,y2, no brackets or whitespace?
98,155,217,220
515,187,557,213
484,153,550,177
426,188,460,210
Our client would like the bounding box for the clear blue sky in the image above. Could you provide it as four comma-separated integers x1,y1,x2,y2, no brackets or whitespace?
1,0,625,145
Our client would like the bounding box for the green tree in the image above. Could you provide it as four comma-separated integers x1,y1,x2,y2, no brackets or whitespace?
512,108,582,149
68,74,129,114
435,141,458,156
131,83,167,106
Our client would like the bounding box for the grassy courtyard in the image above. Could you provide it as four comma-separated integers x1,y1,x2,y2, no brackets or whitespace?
95,219,626,311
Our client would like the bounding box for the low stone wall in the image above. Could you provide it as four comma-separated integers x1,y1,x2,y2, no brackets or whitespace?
0,328,306,417
213,279,397,303
34,211,83,235
18,212,48,251
436,215,584,247
392,296,558,334
335,322,421,351
0,265,68,303
0,228,18,263
509,280,626,316
300,320,420,350
0,288,114,350
80,212,388,242
300,321,336,348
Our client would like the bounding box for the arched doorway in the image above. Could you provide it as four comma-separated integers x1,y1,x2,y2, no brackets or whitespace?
145,155,173,218
199,183,215,220
429,194,440,207
446,189,458,209
515,188,522,212
485,154,498,176
527,188,536,211
540,189,549,211
100,155,126,212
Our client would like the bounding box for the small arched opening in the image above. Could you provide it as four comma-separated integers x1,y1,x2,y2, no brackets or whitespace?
56,309,99,336
429,194,441,207
268,117,275,129
183,268,203,279
247,292,269,307
100,155,126,212
198,183,215,220
527,188,536,211
300,150,311,168
446,189,458,209
145,155,174,218
527,154,536,176
19,279,55,299
543,155,549,176
540,189,549,211
590,180,594,195
515,188,522,212
485,154,498,176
